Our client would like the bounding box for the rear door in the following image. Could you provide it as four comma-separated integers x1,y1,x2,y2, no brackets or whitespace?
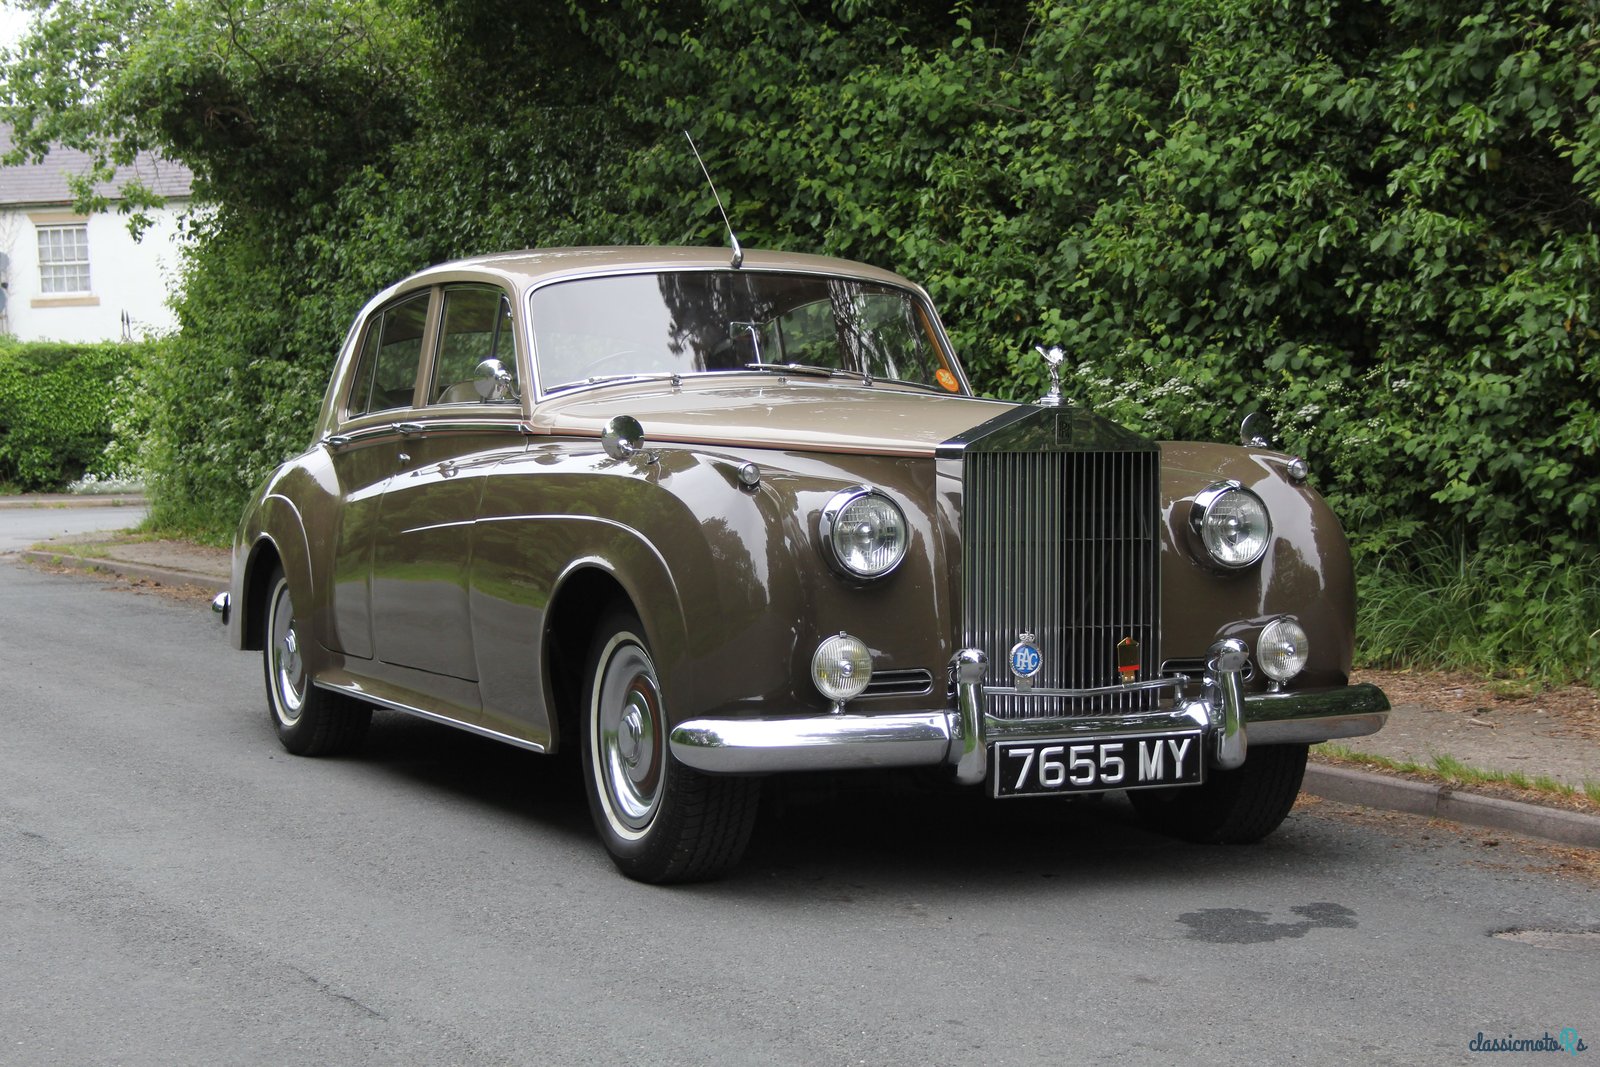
322,288,435,660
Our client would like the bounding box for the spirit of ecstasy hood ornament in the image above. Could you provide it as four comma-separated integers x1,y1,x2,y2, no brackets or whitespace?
1034,345,1065,408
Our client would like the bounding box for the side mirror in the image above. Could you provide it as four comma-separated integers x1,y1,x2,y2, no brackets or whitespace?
474,358,516,401
1238,406,1274,449
602,414,658,464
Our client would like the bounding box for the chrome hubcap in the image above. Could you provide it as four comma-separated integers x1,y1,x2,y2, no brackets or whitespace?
269,582,306,724
593,637,664,837
618,706,644,765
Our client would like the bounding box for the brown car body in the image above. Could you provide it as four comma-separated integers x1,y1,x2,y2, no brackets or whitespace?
220,247,1388,882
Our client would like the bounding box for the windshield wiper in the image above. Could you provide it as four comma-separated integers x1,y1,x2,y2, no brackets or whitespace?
744,362,874,385
744,362,834,378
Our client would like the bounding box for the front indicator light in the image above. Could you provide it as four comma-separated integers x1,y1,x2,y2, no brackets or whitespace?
812,632,873,710
1258,617,1309,683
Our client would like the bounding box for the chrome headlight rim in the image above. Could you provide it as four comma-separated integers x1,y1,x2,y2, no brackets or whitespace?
1188,481,1272,570
819,486,909,580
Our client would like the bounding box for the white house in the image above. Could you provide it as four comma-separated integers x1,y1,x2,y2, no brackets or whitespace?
0,123,192,342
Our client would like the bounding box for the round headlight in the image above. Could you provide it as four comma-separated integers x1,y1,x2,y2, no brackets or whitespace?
812,632,873,705
1189,483,1271,569
820,487,908,579
1258,617,1309,683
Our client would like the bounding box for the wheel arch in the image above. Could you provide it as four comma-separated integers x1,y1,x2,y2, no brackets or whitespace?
542,561,682,756
240,536,283,651
239,493,314,652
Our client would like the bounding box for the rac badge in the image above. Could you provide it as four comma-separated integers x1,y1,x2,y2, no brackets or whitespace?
1009,633,1043,691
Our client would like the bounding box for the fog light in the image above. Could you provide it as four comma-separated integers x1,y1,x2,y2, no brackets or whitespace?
1258,618,1309,683
812,632,872,709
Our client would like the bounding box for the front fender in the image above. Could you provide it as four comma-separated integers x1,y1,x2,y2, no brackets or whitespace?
233,485,313,656
1160,443,1355,687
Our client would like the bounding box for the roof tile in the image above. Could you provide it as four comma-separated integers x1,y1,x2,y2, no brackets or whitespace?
0,123,193,207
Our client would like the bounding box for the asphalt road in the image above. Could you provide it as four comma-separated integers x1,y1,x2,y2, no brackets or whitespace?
0,500,148,552
3,561,1597,1066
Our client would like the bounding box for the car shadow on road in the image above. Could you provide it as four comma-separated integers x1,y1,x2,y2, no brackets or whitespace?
343,712,1346,894
354,709,593,838
725,770,1339,894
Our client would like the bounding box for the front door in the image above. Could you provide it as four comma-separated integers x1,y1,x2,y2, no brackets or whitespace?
369,286,525,684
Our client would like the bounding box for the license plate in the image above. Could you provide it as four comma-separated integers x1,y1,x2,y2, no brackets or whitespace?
992,731,1204,798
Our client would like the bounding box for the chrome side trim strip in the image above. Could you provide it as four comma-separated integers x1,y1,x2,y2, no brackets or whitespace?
312,679,548,754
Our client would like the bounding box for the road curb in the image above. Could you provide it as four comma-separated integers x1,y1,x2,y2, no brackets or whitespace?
17,549,228,596
0,495,148,509
1304,763,1600,850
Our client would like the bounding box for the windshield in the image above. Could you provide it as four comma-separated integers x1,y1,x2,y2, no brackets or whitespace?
529,270,964,394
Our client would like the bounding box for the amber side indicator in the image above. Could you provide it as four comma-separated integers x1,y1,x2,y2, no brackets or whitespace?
1116,637,1140,684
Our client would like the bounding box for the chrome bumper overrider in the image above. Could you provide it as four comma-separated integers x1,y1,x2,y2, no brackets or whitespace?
668,639,1390,785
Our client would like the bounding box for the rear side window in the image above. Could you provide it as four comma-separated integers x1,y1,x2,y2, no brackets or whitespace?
429,288,517,404
346,291,431,417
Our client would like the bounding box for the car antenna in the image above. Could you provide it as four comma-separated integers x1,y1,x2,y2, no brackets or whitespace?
684,131,744,269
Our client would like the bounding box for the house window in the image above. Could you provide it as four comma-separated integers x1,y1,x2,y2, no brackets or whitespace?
38,224,91,294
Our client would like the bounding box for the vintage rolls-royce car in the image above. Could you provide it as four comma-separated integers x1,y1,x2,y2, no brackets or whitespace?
214,246,1388,882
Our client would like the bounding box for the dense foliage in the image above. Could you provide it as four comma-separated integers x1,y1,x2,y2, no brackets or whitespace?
3,0,1596,674
0,339,149,489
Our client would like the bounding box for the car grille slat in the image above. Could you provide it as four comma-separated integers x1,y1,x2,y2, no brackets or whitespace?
961,445,1162,720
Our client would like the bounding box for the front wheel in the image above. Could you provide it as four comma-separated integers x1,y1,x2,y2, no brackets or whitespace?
1130,743,1308,844
580,611,759,883
263,566,371,757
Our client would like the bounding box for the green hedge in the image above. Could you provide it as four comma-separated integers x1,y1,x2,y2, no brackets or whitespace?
0,339,151,491
6,0,1595,558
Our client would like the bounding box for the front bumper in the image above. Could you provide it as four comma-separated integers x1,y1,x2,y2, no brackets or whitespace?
669,640,1389,785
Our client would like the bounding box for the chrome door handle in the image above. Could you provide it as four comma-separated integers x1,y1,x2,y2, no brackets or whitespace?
394,421,425,435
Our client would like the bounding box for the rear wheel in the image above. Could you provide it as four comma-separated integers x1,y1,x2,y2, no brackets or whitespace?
580,610,759,883
1130,743,1308,844
263,566,371,756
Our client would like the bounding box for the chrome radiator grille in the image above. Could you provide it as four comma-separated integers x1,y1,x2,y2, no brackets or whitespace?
961,447,1163,719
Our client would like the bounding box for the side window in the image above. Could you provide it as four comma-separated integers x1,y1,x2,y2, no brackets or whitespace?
430,288,518,404
346,291,430,417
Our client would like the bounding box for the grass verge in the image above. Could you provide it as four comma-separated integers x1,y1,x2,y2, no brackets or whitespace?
1315,743,1600,813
